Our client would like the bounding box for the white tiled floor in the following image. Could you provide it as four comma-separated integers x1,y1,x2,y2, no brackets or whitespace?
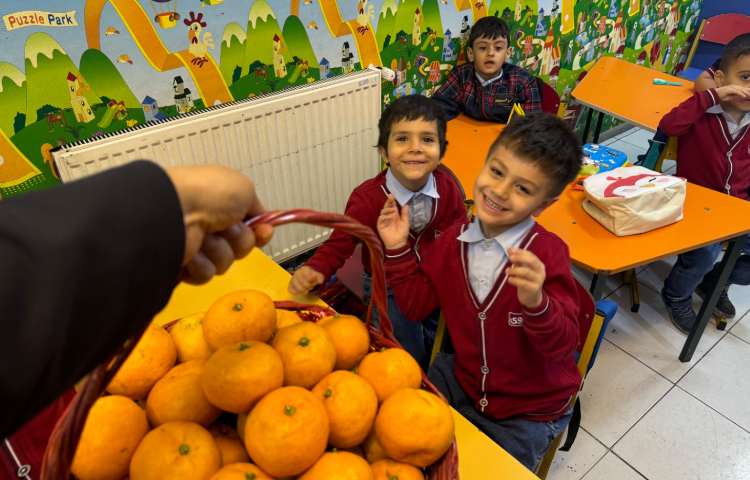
547,128,750,479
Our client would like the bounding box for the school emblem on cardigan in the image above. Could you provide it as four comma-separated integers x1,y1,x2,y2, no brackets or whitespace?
508,313,524,327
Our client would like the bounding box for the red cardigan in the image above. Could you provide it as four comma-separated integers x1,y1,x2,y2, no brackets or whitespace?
305,165,466,280
659,88,750,200
385,221,587,422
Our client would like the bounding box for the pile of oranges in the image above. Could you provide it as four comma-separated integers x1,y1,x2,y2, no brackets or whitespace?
70,289,455,480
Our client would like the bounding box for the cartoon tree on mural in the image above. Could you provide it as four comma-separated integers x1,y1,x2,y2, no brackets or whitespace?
535,8,547,37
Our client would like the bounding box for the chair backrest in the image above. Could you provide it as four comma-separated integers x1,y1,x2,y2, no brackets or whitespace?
701,13,750,45
537,77,561,116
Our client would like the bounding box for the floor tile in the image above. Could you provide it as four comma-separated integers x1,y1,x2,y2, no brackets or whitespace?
679,334,750,431
581,453,646,480
603,283,726,383
605,140,648,165
731,313,750,344
548,428,606,480
572,265,623,299
580,340,672,446
613,387,750,480
619,128,655,150
661,159,676,174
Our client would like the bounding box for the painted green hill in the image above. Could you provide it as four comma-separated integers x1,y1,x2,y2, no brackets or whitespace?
79,49,139,108
282,15,319,67
377,0,398,48
0,63,27,136
244,0,283,68
221,22,247,83
422,0,443,38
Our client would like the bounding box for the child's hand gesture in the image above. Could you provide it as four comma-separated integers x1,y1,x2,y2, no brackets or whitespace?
377,195,410,250
716,85,750,103
507,247,546,310
288,266,325,295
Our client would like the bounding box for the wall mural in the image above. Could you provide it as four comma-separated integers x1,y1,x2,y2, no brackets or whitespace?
0,0,703,197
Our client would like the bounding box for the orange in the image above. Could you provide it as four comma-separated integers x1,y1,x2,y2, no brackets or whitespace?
146,360,221,426
374,388,454,468
210,423,250,466
209,463,273,480
107,323,177,399
298,451,373,480
236,412,248,443
357,348,422,403
130,421,221,480
271,322,336,388
311,370,377,448
319,314,370,370
244,386,329,477
201,341,284,413
371,459,425,480
276,309,303,329
363,430,389,463
170,312,211,362
202,290,277,349
71,395,149,480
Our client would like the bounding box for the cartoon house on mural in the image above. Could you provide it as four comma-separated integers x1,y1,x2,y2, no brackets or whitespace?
272,34,287,78
66,72,95,124
173,76,194,113
413,8,422,46
540,26,560,77
142,96,166,122
460,16,470,46
319,57,330,78
442,29,456,62
341,42,355,73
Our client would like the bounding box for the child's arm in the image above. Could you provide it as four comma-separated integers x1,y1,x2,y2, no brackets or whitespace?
289,189,372,295
659,87,750,136
431,69,464,120
507,246,579,360
378,196,440,321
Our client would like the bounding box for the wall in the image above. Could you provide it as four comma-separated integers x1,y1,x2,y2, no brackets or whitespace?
0,0,703,197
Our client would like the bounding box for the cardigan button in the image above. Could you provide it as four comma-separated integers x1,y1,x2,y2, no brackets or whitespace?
479,398,489,407
478,312,487,320
481,366,490,374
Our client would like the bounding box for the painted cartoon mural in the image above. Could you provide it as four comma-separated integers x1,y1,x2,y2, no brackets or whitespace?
0,0,703,197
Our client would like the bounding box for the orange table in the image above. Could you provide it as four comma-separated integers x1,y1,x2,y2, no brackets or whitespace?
572,56,694,142
155,249,540,479
443,115,750,361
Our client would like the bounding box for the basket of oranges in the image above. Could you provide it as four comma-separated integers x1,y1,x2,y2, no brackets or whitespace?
41,210,459,479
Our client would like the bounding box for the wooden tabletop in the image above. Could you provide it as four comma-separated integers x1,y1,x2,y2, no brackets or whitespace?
443,115,750,275
571,56,695,132
154,248,539,479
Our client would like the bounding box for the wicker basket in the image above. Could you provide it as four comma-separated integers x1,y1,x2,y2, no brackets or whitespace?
41,209,459,479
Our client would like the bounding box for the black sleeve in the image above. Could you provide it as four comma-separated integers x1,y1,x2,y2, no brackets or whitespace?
0,161,185,437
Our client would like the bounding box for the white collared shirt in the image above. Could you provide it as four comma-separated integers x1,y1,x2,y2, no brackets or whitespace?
475,69,504,88
706,103,750,139
385,169,439,232
457,217,535,303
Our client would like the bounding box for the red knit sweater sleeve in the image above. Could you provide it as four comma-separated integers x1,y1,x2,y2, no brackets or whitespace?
305,187,374,281
659,89,719,137
383,246,440,322
520,236,580,360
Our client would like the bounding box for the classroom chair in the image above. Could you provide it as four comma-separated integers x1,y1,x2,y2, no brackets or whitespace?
427,283,617,479
536,77,561,116
680,13,750,81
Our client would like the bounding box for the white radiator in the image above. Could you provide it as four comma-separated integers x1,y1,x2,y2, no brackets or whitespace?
53,69,382,262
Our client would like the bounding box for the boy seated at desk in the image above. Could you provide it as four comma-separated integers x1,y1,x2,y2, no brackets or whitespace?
659,33,750,333
431,16,541,123
288,94,466,367
377,113,587,471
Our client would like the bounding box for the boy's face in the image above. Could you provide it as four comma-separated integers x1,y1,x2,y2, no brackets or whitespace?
473,145,556,238
716,54,750,112
468,35,508,80
381,118,442,191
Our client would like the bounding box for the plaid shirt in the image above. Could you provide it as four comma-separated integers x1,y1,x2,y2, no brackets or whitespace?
431,62,541,122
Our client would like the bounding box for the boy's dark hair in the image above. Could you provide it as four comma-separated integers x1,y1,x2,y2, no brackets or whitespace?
468,16,510,49
377,94,448,157
488,113,582,196
719,33,750,72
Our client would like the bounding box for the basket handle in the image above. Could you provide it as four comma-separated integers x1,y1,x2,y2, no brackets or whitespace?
42,209,395,479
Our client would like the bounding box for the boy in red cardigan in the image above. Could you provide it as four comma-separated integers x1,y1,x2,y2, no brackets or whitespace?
659,34,750,333
377,113,585,471
288,94,466,366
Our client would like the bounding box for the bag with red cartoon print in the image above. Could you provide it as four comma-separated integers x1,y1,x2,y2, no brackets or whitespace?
582,166,687,236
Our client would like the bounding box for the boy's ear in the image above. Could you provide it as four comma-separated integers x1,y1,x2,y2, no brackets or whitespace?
466,47,474,62
714,69,726,87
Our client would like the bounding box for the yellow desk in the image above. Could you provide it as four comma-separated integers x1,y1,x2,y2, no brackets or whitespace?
154,249,539,479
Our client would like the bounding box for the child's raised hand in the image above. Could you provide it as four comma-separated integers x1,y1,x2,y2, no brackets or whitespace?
507,247,546,310
716,85,750,103
288,265,325,295
377,194,410,250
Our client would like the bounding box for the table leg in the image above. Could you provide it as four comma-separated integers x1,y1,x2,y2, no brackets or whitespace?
592,112,605,144
581,108,594,144
589,274,607,300
679,236,743,362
